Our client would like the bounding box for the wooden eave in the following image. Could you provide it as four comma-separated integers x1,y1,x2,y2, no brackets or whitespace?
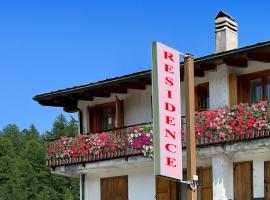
33,41,270,112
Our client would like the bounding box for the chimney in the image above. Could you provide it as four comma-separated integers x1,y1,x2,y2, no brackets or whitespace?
215,11,238,53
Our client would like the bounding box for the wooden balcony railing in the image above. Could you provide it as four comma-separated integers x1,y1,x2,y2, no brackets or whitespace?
46,125,270,168
46,100,270,167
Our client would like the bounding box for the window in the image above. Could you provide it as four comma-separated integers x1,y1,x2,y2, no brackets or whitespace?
266,77,270,100
195,82,209,111
238,70,270,103
88,100,123,133
249,78,262,103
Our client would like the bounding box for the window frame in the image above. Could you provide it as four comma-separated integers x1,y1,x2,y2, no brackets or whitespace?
238,69,270,103
88,100,124,133
195,82,209,111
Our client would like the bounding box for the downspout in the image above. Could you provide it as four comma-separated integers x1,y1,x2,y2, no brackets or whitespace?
78,108,83,134
80,174,85,200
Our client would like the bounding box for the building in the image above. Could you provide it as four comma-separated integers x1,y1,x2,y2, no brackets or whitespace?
33,11,270,200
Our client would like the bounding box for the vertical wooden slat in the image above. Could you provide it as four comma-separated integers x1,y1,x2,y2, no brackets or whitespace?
115,97,124,129
229,74,238,106
199,167,213,200
156,177,179,200
233,161,253,200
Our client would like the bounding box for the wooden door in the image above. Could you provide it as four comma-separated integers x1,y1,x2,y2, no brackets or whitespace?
233,162,253,200
198,167,212,200
156,177,179,200
101,176,128,200
265,161,270,200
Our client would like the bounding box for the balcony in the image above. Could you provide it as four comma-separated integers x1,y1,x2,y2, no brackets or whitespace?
46,101,270,167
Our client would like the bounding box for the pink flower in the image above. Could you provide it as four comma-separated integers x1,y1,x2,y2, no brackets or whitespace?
219,132,225,138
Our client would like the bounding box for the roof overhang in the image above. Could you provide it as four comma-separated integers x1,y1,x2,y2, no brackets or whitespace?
33,41,270,112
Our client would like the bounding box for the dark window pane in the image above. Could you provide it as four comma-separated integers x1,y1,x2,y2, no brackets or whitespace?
103,108,113,131
250,79,262,103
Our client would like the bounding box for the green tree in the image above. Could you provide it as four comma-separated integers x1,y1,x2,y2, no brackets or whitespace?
0,114,80,200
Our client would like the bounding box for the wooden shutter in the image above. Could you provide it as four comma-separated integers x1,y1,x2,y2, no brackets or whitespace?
229,73,238,106
156,177,179,200
89,106,97,133
101,177,114,200
233,161,253,200
195,86,198,111
198,167,213,200
265,161,270,200
115,97,124,128
101,176,128,200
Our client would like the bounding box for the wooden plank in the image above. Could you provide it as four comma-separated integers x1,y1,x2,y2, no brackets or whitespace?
85,89,111,97
265,161,270,199
102,86,128,94
223,57,248,67
120,82,146,90
156,177,179,200
247,52,270,63
113,176,128,200
233,161,253,200
199,167,213,200
101,176,128,200
184,55,197,200
156,177,171,200
229,74,238,106
115,97,123,128
101,177,114,200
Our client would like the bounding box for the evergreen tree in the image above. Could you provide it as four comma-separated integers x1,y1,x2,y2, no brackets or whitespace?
0,114,80,200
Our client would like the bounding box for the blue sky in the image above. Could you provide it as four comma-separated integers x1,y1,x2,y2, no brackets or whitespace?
0,0,270,133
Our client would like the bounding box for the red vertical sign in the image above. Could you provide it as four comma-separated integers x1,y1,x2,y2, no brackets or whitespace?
152,42,182,180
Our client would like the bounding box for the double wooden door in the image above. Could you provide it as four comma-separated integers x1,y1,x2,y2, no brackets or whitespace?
156,167,212,200
101,176,128,200
233,161,253,200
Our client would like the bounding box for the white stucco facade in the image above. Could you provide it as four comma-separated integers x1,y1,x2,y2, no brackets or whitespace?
84,166,155,200
71,59,270,200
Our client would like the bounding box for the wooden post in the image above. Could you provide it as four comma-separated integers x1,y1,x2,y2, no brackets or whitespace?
184,55,197,200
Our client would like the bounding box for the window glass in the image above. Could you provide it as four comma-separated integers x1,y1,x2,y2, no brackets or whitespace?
196,83,209,111
250,78,262,103
102,108,113,131
267,77,270,101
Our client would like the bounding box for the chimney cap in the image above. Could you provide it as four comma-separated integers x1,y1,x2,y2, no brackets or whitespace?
215,11,235,21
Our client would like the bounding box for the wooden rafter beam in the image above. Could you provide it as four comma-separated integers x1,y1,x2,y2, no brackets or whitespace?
138,77,152,85
120,82,146,90
38,99,64,107
84,90,110,97
247,52,270,63
194,69,205,77
101,86,128,94
180,68,205,81
63,105,78,113
223,57,248,67
53,96,76,104
199,63,217,71
68,93,93,101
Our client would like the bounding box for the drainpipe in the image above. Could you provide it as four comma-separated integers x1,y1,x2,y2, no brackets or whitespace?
80,174,85,200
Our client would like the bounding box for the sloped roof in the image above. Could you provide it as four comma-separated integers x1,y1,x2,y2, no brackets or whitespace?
33,40,270,112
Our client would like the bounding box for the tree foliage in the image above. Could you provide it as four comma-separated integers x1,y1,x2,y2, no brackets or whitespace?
0,114,79,200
